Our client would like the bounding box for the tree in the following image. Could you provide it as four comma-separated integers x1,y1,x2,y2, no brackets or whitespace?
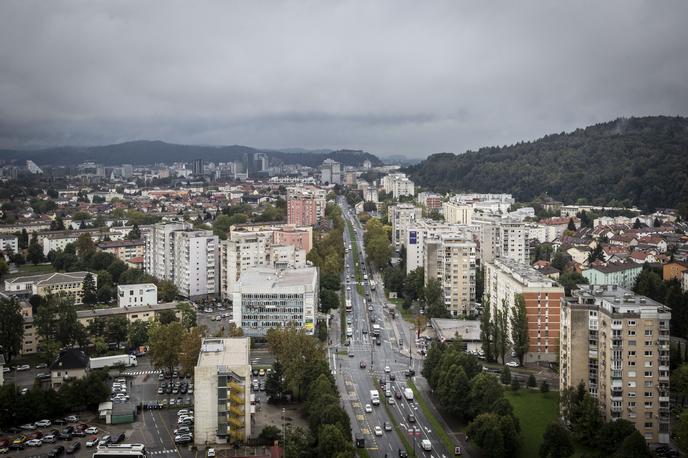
258,425,282,445
653,217,662,227
75,233,96,258
126,224,141,240
158,309,177,325
158,280,178,302
587,243,605,264
539,421,574,458
557,272,589,296
510,294,529,366
176,302,197,329
179,326,206,376
467,413,520,458
675,410,688,453
19,228,28,249
480,297,494,362
148,322,184,374
510,378,520,392
319,289,339,312
527,374,537,388
50,216,65,231
540,380,550,393
424,278,443,308
633,218,642,229
127,320,149,349
0,297,24,363
34,294,87,349
468,373,504,418
317,424,354,458
436,365,471,420
26,234,44,265
422,341,446,387
567,218,577,231
265,360,285,403
500,367,511,385
492,304,509,364
105,316,129,344
596,419,637,455
551,250,570,272
82,273,98,306
0,258,8,280
613,430,651,458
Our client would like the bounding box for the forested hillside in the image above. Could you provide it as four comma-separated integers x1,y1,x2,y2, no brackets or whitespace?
406,116,688,212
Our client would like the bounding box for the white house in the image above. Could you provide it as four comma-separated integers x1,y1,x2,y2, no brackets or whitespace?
117,283,158,307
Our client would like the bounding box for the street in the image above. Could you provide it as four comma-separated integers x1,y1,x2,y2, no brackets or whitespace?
329,198,457,458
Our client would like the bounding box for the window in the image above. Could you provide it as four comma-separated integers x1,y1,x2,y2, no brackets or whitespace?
645,329,653,336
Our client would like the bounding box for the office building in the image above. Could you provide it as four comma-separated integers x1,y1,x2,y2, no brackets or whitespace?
560,285,670,444
319,159,341,185
194,338,252,446
484,258,564,363
382,173,415,199
389,203,422,248
117,283,158,307
231,267,318,337
424,234,476,317
478,218,528,265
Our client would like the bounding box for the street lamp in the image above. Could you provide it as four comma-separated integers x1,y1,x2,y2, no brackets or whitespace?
282,408,286,455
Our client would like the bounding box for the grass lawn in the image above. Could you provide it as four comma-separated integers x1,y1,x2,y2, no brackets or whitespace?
504,389,559,458
16,263,55,274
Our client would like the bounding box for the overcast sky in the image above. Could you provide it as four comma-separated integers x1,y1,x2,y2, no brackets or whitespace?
1,1,687,157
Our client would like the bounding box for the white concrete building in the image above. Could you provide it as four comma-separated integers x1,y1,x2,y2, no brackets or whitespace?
0,235,18,254
231,267,318,337
404,219,473,274
525,223,558,244
382,173,415,199
117,283,158,307
194,338,252,447
448,193,515,215
424,234,477,317
478,218,528,265
319,159,341,185
443,201,474,225
173,230,219,299
389,203,422,248
144,222,192,281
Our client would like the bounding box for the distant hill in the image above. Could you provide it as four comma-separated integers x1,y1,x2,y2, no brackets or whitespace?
406,116,688,212
0,140,383,168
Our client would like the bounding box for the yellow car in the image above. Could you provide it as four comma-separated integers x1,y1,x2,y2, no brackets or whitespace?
12,435,27,445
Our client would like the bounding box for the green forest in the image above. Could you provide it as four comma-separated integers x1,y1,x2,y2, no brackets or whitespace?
406,116,688,213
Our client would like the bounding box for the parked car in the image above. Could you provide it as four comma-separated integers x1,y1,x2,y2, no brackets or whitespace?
12,435,27,445
20,424,36,430
64,416,79,423
113,433,125,444
35,363,48,369
43,435,57,443
505,361,519,368
16,365,30,371
174,434,192,445
100,435,111,446
26,439,42,447
207,448,215,457
52,419,67,426
48,445,65,457
66,442,81,454
35,420,52,427
84,427,98,435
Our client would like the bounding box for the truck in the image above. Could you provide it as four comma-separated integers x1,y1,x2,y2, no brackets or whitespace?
403,387,414,401
89,354,138,370
372,324,381,337
345,298,352,313
370,389,380,405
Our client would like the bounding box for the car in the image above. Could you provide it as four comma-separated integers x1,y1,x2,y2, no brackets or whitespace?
258,368,265,376
73,430,86,438
374,426,383,436
58,432,72,441
16,364,30,371
64,416,78,423
395,391,402,400
0,447,8,454
65,442,80,454
506,361,519,368
388,397,395,405
359,361,367,369
84,427,98,435
384,366,390,373
52,418,67,426
344,339,350,347
368,306,373,311
169,398,176,406
174,427,192,436
158,372,165,381
207,448,216,457
177,409,192,416
86,436,99,447
43,435,57,443
178,415,194,424
36,419,52,427
252,368,259,376
100,435,111,446
398,449,409,457
383,421,392,431
113,433,125,444
174,434,192,444
454,446,462,455
407,414,416,423
364,404,372,413
389,373,396,381
20,423,36,430
157,387,164,394
421,439,431,451
48,445,65,457
20,388,29,395
1,367,9,374
348,350,354,357
26,439,42,447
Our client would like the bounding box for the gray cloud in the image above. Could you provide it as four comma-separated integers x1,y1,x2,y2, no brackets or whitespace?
1,1,687,157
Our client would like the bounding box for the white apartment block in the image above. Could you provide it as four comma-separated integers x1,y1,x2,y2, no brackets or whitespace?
484,257,564,363
220,232,306,299
525,223,558,244
389,203,422,248
144,222,192,281
117,283,158,307
442,201,474,225
382,173,415,199
448,193,515,215
424,234,476,317
194,338,252,446
173,230,219,298
231,267,318,337
478,218,528,266
560,285,671,444
319,159,341,185
0,235,18,254
404,219,473,274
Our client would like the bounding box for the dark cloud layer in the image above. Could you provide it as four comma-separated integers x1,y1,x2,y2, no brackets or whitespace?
1,1,687,157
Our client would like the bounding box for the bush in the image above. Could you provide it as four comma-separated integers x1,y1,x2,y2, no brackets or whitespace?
511,378,520,392
500,367,512,385
258,425,282,445
540,380,550,393
527,374,537,388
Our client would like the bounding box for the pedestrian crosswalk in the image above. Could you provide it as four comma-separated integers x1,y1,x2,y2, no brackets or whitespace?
123,370,161,376
149,449,177,455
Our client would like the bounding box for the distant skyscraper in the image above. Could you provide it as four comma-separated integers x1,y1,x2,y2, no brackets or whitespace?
192,158,204,175
26,160,43,174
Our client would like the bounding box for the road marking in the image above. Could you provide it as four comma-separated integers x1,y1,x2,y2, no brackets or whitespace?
148,450,177,455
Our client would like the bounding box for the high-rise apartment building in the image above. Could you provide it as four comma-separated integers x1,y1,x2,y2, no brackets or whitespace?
389,203,422,248
442,201,474,225
192,158,204,175
382,173,415,199
194,338,252,446
144,222,192,281
478,218,528,265
424,234,476,317
286,186,326,226
173,230,219,298
484,257,564,363
560,285,670,444
230,267,318,337
319,159,341,185
404,220,473,274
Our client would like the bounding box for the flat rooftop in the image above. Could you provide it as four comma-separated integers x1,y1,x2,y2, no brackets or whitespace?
235,267,317,291
431,318,481,342
197,337,250,368
491,257,560,288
